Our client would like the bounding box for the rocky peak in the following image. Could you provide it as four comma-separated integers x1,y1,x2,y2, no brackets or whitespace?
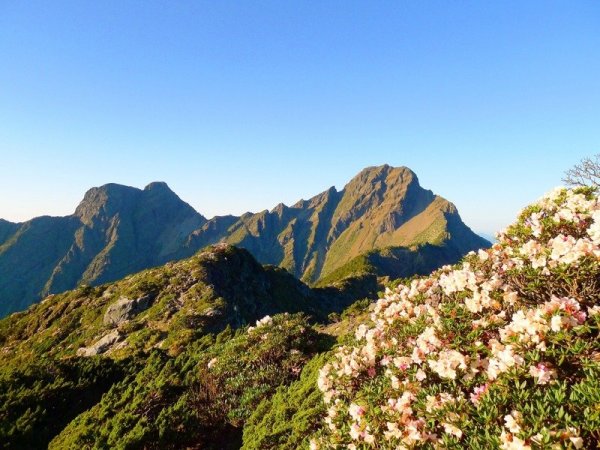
144,181,172,192
74,183,141,225
344,165,417,196
73,182,204,226
139,181,205,222
330,166,419,229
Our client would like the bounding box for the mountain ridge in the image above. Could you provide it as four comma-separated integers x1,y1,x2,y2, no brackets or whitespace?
185,165,488,283
0,165,489,316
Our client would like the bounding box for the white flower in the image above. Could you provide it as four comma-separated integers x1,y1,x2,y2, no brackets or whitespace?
355,324,369,340
570,437,584,449
478,249,489,261
487,342,524,380
442,422,462,438
363,432,375,444
248,314,273,332
348,403,366,421
550,314,563,332
587,210,600,243
588,305,600,316
500,430,531,450
349,423,361,440
428,350,468,380
504,410,522,434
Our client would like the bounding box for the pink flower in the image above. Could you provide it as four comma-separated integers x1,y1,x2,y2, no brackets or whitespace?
529,363,555,385
470,383,489,405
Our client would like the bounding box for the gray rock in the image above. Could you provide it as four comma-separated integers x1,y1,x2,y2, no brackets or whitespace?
76,330,121,356
103,294,154,326
203,307,221,317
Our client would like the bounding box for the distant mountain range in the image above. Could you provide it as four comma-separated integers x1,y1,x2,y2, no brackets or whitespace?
0,165,489,317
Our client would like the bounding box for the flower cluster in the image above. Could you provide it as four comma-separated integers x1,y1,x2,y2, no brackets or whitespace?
311,187,600,449
247,314,273,333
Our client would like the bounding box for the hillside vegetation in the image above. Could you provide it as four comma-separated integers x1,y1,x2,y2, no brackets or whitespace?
0,244,362,449
6,186,594,449
0,244,364,369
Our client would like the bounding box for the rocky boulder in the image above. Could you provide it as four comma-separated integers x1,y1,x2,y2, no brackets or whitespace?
103,295,154,327
76,330,121,356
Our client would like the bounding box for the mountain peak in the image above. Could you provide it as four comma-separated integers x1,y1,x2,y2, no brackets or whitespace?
351,164,416,185
74,182,197,225
144,181,172,192
74,183,141,223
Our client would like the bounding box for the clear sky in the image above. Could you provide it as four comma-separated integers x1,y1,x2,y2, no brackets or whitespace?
1,1,599,235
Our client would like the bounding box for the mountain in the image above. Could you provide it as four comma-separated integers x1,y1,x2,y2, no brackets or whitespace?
0,182,205,316
0,245,329,367
0,165,489,316
186,165,488,280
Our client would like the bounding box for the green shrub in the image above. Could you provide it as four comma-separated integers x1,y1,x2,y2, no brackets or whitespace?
51,314,325,449
242,353,329,450
0,356,137,449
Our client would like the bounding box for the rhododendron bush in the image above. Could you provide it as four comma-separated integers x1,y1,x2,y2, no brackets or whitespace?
311,187,600,449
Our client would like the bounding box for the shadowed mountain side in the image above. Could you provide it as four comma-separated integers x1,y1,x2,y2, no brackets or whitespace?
0,183,205,317
316,243,478,287
0,219,19,246
0,216,82,314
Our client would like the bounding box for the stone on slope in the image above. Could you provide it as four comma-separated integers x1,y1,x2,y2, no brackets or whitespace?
76,330,122,356
103,294,154,327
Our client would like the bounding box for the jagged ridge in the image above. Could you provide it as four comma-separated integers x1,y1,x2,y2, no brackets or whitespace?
0,165,489,316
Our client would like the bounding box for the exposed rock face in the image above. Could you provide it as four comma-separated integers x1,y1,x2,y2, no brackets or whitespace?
76,330,122,356
0,166,489,317
103,295,154,327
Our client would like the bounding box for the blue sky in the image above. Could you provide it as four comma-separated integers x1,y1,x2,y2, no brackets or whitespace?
1,1,599,235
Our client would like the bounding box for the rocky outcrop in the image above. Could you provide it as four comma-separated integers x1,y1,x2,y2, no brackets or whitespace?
76,330,122,356
103,295,154,327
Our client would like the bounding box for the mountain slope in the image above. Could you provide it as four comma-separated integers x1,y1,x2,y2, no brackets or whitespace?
0,244,330,368
316,243,475,287
0,219,19,246
188,165,489,283
0,165,488,316
0,182,205,316
0,244,344,448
